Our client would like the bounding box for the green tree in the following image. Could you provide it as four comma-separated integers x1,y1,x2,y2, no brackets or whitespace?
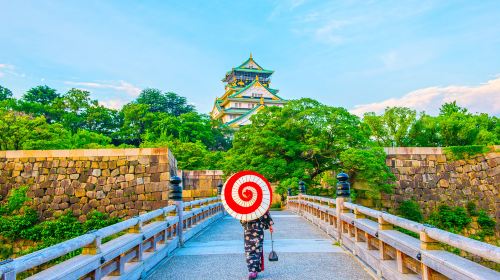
22,123,72,150
57,88,120,135
437,102,479,146
19,85,62,123
363,107,416,147
85,104,121,136
136,88,195,116
145,112,216,148
114,103,155,145
58,88,93,133
0,110,71,150
439,101,468,116
0,85,13,100
473,113,499,145
22,85,59,104
339,147,395,198
224,98,369,185
408,113,441,146
71,130,112,148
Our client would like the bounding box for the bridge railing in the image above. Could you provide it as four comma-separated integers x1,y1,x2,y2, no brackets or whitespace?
0,196,224,280
287,194,500,280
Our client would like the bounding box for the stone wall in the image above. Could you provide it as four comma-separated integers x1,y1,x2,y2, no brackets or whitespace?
381,147,499,233
182,170,224,199
0,148,177,221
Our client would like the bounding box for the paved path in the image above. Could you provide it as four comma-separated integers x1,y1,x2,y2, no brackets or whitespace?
147,210,373,280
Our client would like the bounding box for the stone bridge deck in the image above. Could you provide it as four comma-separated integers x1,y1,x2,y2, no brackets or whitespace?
147,210,373,280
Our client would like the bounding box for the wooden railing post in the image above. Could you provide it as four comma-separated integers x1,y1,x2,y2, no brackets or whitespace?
420,225,442,280
420,226,441,250
0,259,15,280
82,232,102,255
169,175,183,246
377,213,393,264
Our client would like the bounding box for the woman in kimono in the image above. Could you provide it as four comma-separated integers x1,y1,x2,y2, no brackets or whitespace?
241,211,274,280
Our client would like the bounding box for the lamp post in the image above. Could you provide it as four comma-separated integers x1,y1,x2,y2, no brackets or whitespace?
336,172,350,198
169,175,183,246
216,183,223,197
299,180,306,194
335,172,350,242
298,180,306,215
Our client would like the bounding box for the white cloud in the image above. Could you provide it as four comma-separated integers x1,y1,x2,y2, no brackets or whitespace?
290,0,306,9
0,64,15,77
314,20,350,45
269,0,309,20
350,76,500,116
64,80,141,97
99,99,129,110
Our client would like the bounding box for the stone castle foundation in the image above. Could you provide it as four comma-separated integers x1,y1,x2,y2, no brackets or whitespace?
382,147,499,234
0,148,177,221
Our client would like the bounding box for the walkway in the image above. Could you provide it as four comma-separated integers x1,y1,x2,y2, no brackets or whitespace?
147,210,373,280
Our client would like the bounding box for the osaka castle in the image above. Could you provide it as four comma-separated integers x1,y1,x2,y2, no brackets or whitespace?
210,54,287,128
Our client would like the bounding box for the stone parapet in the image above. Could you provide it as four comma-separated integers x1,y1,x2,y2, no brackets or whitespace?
0,148,177,221
382,148,499,237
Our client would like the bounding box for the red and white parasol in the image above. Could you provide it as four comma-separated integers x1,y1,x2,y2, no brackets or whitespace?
221,170,272,221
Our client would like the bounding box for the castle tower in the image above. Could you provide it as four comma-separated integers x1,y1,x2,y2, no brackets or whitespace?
210,54,287,127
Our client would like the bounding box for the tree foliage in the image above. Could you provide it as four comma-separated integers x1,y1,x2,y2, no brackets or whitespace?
363,107,416,146
136,88,195,116
224,98,369,184
0,85,13,101
0,84,231,169
339,147,395,198
0,82,498,174
364,102,499,147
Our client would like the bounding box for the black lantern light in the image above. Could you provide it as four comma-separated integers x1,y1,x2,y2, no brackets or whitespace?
336,172,350,198
169,175,183,201
299,180,306,194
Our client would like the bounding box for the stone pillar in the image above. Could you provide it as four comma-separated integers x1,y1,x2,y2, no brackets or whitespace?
169,175,183,246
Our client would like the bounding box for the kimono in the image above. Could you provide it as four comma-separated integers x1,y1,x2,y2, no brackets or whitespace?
241,211,274,273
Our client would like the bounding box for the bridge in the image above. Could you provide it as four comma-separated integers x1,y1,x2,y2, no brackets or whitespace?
1,181,499,279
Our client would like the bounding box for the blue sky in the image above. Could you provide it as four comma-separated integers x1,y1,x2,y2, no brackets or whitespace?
1,0,499,115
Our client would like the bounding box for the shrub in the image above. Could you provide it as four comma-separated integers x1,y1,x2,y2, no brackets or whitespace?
398,200,423,223
443,145,490,161
477,210,496,237
466,202,478,216
83,211,121,232
270,202,282,209
0,186,30,215
426,205,472,233
0,208,39,240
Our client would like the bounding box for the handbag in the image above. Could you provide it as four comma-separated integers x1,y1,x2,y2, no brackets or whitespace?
268,232,278,261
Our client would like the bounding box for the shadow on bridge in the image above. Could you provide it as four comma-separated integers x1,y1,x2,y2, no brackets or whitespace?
146,210,373,280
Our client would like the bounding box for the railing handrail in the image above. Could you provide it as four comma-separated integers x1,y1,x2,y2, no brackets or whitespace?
1,233,97,275
290,194,500,264
0,197,223,278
